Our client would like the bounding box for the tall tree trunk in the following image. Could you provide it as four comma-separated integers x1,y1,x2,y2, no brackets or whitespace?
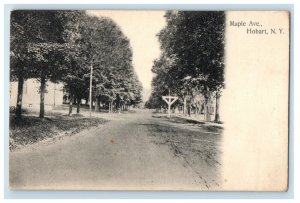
76,97,81,114
183,96,186,116
187,103,191,117
214,92,220,123
205,99,211,122
15,76,24,119
68,94,73,115
39,75,46,118
195,102,198,118
95,97,99,112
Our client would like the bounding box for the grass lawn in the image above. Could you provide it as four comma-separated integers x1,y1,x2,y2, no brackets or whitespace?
9,112,108,151
152,114,224,132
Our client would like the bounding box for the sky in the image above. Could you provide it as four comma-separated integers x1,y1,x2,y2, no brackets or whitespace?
86,10,167,101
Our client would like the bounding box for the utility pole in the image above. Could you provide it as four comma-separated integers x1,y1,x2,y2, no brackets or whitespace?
89,64,93,119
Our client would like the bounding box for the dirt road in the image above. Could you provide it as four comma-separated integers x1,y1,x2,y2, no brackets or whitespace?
10,110,222,190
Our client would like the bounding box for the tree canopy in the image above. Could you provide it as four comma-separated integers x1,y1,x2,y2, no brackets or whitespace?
147,11,225,121
10,10,143,117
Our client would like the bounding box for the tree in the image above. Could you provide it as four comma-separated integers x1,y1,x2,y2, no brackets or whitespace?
11,10,71,118
83,15,142,112
55,11,90,115
148,11,225,121
10,11,43,118
26,42,68,118
11,10,143,118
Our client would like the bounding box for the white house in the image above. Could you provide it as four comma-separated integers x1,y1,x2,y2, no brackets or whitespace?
10,79,64,111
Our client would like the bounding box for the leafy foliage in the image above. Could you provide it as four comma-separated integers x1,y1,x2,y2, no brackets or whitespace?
10,10,143,117
147,11,225,109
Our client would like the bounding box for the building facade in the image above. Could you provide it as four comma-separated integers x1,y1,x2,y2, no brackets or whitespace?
10,79,64,112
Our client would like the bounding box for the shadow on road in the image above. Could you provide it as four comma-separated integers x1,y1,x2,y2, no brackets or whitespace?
146,113,223,189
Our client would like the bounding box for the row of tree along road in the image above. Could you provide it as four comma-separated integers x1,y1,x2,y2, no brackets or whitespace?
10,11,143,119
145,11,225,123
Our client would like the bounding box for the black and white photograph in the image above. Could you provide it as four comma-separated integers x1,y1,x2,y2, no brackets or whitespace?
8,10,289,191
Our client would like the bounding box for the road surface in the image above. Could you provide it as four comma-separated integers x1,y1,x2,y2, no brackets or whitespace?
10,110,222,190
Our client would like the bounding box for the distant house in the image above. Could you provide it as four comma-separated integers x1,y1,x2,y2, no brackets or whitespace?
10,79,64,111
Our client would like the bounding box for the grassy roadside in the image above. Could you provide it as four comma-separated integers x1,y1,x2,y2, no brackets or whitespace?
152,114,224,132
9,113,108,151
148,114,223,189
